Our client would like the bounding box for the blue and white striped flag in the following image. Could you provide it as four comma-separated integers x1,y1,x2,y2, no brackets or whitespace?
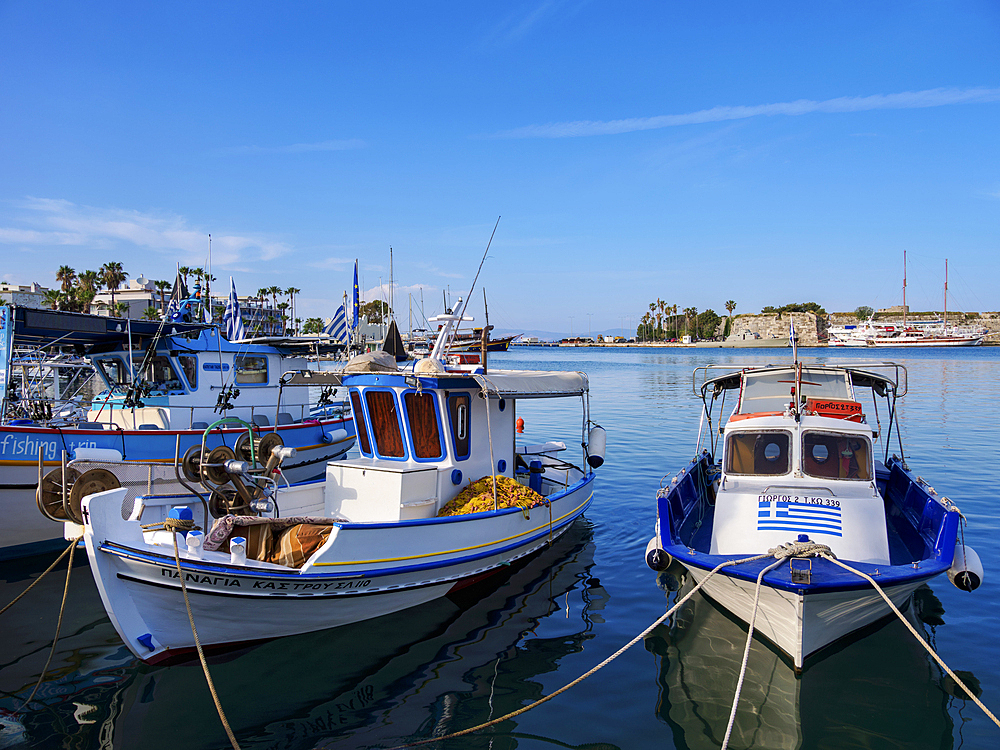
758,500,842,537
324,304,348,343
223,276,246,341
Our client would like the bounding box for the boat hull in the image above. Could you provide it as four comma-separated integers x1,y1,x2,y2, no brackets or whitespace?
83,475,595,662
686,561,933,668
0,418,355,559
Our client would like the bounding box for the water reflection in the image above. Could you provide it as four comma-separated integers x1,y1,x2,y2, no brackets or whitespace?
645,572,968,750
1,521,608,750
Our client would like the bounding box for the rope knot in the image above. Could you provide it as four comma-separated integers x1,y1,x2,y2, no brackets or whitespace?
768,541,835,559
164,517,198,532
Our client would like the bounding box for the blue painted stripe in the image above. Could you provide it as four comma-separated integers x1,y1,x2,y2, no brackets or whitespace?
757,524,843,537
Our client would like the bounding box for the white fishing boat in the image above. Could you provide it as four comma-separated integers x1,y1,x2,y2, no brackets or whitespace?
0,305,356,559
645,348,983,670
72,296,605,663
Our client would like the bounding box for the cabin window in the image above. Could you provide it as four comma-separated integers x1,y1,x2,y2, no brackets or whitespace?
350,390,372,455
365,390,405,458
447,393,471,460
803,432,872,480
140,355,183,391
95,357,131,387
234,355,268,385
726,431,791,476
404,392,443,459
177,355,197,389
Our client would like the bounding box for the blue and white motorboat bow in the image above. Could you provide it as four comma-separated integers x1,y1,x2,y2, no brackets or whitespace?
646,357,983,669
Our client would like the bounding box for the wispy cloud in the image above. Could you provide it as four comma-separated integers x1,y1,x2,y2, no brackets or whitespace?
481,0,588,47
487,86,1000,139
309,256,358,271
0,197,292,265
217,139,365,156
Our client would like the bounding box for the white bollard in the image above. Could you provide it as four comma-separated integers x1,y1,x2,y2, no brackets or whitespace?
186,530,204,559
230,536,247,566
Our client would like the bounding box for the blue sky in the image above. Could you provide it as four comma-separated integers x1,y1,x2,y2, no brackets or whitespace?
1,1,998,335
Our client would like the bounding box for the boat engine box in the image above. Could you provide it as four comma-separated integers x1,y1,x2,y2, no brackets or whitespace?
324,460,439,522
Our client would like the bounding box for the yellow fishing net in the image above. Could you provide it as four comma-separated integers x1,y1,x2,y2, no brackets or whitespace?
437,475,546,517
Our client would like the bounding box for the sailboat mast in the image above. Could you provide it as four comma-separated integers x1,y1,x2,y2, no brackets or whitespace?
944,258,948,327
902,250,907,327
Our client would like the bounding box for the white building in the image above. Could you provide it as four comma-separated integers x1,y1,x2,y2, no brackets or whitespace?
0,282,50,309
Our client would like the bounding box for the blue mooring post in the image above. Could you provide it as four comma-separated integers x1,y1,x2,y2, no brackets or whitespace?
528,460,544,494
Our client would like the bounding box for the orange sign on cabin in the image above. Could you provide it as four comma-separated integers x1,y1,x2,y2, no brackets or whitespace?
804,397,864,421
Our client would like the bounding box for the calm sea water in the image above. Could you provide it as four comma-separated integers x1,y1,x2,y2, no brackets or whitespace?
1,346,998,749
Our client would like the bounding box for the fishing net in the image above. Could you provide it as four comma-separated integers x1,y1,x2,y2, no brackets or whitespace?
437,475,546,517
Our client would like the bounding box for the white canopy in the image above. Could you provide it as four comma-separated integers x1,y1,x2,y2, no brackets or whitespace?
473,370,588,399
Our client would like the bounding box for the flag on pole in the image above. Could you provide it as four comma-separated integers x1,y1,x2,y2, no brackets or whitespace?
165,267,189,321
352,260,359,332
323,304,348,343
223,276,246,341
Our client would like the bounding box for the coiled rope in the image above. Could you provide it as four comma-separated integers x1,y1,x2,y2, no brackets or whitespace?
385,550,777,750
169,526,242,750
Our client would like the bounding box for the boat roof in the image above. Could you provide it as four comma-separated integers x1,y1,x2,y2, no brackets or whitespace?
696,362,904,399
334,367,589,399
8,306,211,351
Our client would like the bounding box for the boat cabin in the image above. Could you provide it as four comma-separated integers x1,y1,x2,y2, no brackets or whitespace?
326,366,592,522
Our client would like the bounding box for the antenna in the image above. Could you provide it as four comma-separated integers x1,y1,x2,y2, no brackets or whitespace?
463,216,501,310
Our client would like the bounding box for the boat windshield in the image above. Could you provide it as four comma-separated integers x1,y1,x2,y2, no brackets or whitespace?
802,431,872,481
139,355,184,391
725,431,791,476
94,357,132,388
740,368,851,414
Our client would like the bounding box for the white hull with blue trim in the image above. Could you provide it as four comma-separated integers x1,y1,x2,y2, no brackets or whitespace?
78,313,602,662
648,360,979,669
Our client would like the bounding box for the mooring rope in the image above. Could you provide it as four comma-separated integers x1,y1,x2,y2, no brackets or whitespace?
384,551,776,750
170,527,243,750
14,535,81,715
820,553,1000,729
0,537,78,617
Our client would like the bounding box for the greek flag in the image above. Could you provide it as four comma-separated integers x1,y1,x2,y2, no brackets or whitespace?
324,304,348,343
757,500,842,537
352,260,359,331
223,276,246,341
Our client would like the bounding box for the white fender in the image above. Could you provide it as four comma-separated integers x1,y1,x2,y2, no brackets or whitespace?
645,535,672,571
587,425,606,469
948,542,983,592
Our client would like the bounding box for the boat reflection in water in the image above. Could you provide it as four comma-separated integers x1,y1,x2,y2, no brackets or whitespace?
1,520,611,750
645,568,973,750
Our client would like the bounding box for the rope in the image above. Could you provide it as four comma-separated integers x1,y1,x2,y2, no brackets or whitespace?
721,557,785,750
142,517,200,532
0,537,77,617
171,531,242,750
385,551,775,750
820,553,1000,729
14,536,80,715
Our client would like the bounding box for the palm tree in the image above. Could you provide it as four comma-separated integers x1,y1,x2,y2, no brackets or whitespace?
78,269,101,294
112,301,129,318
285,287,301,333
178,266,193,285
100,262,128,309
725,299,737,337
43,289,62,310
277,302,290,334
154,280,171,312
142,306,160,320
267,286,282,317
77,289,96,314
56,265,76,292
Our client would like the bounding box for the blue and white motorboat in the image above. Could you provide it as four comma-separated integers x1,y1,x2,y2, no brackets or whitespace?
645,357,983,669
74,297,605,663
0,305,355,559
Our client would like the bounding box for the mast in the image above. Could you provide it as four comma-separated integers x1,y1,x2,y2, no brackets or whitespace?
902,250,907,327
944,258,948,327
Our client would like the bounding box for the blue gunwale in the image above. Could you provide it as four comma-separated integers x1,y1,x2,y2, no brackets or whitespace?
98,475,594,581
658,452,959,596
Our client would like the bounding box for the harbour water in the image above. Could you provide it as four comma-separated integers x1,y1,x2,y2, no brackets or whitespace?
1,346,998,749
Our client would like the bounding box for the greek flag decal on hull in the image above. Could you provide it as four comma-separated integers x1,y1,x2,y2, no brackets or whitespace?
757,500,842,537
